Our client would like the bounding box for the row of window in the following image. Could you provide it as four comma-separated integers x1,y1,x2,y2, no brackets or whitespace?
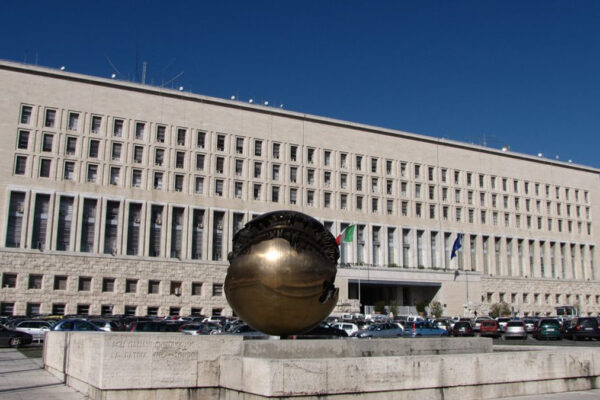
0,301,221,318
484,291,600,308
0,272,222,297
17,104,592,205
5,191,596,280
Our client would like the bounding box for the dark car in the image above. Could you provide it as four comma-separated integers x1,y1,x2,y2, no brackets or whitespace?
352,323,403,339
534,318,562,340
564,317,600,341
294,322,348,339
0,325,33,347
129,321,181,332
52,319,103,332
451,321,474,337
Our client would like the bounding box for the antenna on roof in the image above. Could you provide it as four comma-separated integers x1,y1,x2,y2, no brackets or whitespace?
105,55,121,78
141,61,147,84
160,71,184,88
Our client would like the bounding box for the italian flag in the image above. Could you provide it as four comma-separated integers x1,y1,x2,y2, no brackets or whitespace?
336,225,355,246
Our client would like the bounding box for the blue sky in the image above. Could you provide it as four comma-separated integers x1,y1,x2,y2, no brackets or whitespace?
2,1,600,168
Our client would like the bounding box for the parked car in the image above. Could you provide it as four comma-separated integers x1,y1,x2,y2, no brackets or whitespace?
479,320,501,338
52,319,103,332
90,319,123,332
451,321,474,337
523,319,537,334
503,321,527,339
295,322,348,338
331,322,359,336
496,317,511,332
0,325,33,347
13,320,52,341
473,316,493,332
434,319,451,333
534,318,562,340
223,324,270,338
564,317,600,341
129,321,180,332
182,323,220,335
403,321,449,338
352,323,403,338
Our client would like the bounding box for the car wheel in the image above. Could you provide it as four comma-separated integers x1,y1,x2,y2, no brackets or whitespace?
9,337,22,348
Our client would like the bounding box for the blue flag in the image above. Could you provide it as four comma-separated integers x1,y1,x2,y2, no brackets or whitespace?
450,233,463,259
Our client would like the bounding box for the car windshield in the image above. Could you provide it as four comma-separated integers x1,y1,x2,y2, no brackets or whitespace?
507,322,523,327
540,320,560,327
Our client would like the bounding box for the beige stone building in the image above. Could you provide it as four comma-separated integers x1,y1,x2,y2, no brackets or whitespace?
0,60,598,318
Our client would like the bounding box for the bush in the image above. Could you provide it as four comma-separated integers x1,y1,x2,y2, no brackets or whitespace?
429,301,444,319
374,300,386,314
489,302,511,318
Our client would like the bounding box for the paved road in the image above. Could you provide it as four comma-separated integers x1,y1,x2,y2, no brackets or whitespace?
0,345,85,400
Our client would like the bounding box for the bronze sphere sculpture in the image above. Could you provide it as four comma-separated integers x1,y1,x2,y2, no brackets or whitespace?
225,211,339,336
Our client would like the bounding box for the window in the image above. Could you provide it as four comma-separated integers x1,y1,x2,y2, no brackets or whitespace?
155,149,164,166
135,122,145,139
66,137,77,155
340,173,347,189
192,282,202,296
356,195,363,210
2,273,17,288
324,150,331,166
217,135,225,151
467,172,472,186
290,166,298,183
428,167,435,181
170,281,182,296
324,192,332,208
194,176,204,194
371,158,378,173
68,112,79,130
355,155,362,170
174,174,184,192
177,128,186,145
42,134,53,152
212,283,224,296
20,105,32,124
401,201,408,216
253,161,262,178
40,159,51,178
87,164,98,182
371,197,378,212
52,303,65,315
132,169,142,187
454,170,460,184
307,148,315,164
215,179,224,196
45,109,56,128
101,278,115,292
415,164,421,178
153,125,165,143
63,161,75,180
113,119,123,136
78,276,91,291
441,168,447,182
271,186,280,202
253,184,261,200
234,159,243,176
290,145,298,162
272,164,280,180
112,143,122,160
54,276,67,290
290,188,298,204
17,130,29,149
387,199,394,215
109,167,120,185
307,169,315,185
28,303,41,316
176,151,185,168
215,157,224,173
339,152,346,168
89,140,100,158
234,181,243,198
254,140,262,156
340,194,347,209
28,274,42,289
307,190,314,206
148,280,160,294
196,131,205,148
91,116,102,134
134,146,143,163
153,172,163,189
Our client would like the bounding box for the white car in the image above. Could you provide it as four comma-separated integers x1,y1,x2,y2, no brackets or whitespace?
14,320,52,341
331,322,359,336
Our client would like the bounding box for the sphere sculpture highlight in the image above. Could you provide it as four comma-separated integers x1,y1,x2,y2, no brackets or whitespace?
225,210,339,336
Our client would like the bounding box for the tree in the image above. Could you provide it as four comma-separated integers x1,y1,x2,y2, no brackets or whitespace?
429,301,444,319
489,302,510,318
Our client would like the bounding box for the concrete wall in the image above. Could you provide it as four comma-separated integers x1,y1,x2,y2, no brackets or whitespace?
45,332,600,400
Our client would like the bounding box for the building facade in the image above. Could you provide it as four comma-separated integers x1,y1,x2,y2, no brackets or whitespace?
0,60,598,318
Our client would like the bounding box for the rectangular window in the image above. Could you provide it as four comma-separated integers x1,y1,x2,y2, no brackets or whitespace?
2,273,17,288
109,167,120,185
40,159,51,178
27,303,41,315
91,115,102,134
216,157,224,174
134,146,143,163
135,122,145,139
194,176,204,194
56,196,74,251
89,140,100,158
149,205,163,257
103,201,120,254
290,188,298,204
196,131,205,148
42,134,53,152
148,280,160,294
235,159,243,176
253,184,262,200
213,283,224,297
192,282,202,296
174,174,184,192
212,211,224,261
170,207,184,258
113,119,123,137
17,130,29,149
254,140,262,156
52,304,65,315
216,134,226,151
237,138,246,154
28,274,43,289
102,278,115,292
191,209,205,259
45,109,56,128
54,275,67,290
176,151,185,168
20,105,32,124
112,143,122,161
66,137,77,155
177,129,186,145
234,181,243,198
127,203,142,256
80,199,97,252
156,125,166,143
68,112,79,130
132,169,142,187
153,172,163,189
215,179,224,196
271,186,280,202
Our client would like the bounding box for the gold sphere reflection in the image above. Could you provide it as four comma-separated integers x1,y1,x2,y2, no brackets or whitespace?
225,211,339,336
